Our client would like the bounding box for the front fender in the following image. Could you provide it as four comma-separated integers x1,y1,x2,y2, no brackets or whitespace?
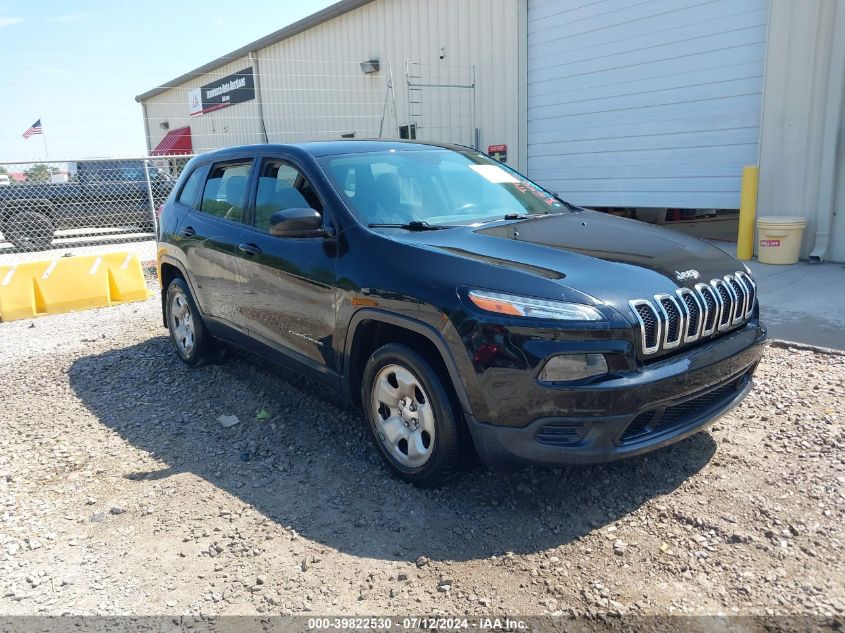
342,308,474,416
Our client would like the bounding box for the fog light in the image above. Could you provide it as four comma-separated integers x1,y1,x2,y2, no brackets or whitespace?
539,354,608,382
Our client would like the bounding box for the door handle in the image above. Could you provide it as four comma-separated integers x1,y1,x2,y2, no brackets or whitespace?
178,225,196,238
238,242,262,256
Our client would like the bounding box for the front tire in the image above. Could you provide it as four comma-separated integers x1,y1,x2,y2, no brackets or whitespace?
165,277,214,367
362,343,466,487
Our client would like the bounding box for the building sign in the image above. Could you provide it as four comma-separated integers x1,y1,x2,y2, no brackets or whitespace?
188,67,256,117
488,144,508,163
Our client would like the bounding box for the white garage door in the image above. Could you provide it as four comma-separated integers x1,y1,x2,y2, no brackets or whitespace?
527,0,769,209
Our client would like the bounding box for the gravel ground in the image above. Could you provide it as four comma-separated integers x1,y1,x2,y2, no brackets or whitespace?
0,294,843,621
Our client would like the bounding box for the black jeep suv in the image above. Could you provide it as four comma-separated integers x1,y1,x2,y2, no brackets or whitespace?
157,141,766,486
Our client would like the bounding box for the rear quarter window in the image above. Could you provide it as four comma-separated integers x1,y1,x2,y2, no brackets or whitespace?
177,167,206,208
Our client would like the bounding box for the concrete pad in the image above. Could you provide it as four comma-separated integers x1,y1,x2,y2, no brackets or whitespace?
709,241,845,351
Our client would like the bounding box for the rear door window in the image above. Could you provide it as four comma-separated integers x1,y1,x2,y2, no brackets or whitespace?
200,161,253,223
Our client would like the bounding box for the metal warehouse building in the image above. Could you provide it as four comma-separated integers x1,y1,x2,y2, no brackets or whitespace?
137,0,845,262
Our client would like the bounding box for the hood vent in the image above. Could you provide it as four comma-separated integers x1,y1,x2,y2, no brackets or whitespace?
628,272,756,356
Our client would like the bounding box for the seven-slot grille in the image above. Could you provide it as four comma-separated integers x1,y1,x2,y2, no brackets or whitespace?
628,271,756,356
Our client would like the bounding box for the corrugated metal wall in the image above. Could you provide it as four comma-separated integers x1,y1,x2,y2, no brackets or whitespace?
142,0,520,166
144,55,263,153
757,0,845,261
526,0,768,209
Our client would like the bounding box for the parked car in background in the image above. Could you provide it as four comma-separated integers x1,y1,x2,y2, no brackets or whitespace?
0,175,10,187
0,159,173,250
157,141,766,487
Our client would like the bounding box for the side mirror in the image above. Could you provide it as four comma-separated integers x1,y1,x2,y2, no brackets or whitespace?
269,208,332,238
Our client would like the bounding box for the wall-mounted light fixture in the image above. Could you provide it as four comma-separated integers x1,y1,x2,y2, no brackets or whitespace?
360,59,380,74
160,121,170,130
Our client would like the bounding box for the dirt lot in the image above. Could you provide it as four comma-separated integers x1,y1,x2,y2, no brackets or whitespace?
1,294,843,620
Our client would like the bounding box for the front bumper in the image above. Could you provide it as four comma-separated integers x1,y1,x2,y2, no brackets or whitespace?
465,323,766,467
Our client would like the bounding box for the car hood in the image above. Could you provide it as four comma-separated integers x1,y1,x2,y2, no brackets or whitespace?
391,210,746,312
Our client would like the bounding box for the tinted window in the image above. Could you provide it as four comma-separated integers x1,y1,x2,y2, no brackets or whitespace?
120,165,162,181
254,159,323,233
78,160,155,183
200,161,252,223
177,167,205,207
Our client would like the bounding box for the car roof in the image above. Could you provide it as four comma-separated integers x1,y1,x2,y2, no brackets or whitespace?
193,139,474,162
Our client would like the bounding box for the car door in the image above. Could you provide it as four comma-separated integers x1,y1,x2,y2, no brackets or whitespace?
235,156,338,373
177,159,253,333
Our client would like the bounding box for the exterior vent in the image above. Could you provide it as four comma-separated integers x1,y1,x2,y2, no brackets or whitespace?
629,299,661,355
736,271,757,319
676,287,702,343
629,271,756,356
655,294,683,349
695,282,720,336
727,275,748,324
712,279,734,331
536,423,588,447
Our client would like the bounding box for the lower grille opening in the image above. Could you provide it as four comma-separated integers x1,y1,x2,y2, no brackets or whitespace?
620,374,748,445
536,422,589,447
621,411,656,440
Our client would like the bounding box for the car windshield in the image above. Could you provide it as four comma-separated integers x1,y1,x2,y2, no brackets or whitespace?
319,148,564,226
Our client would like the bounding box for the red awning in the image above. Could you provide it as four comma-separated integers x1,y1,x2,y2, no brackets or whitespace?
151,126,192,156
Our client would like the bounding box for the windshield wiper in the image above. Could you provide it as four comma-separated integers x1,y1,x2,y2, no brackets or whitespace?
368,221,449,231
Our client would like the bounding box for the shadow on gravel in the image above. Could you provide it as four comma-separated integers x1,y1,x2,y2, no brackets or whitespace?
68,336,716,563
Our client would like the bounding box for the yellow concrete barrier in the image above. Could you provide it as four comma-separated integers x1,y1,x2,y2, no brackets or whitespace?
0,252,150,322
737,165,759,261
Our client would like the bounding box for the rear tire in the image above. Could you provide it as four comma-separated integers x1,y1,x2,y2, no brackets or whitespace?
165,277,214,367
362,343,466,487
3,210,54,251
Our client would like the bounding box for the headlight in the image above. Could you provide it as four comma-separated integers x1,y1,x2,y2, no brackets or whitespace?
467,289,604,321
539,353,608,382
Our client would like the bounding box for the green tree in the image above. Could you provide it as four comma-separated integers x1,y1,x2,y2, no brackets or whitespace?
0,166,8,175
24,163,60,183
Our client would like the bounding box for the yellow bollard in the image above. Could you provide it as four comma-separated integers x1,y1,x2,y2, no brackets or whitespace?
737,165,758,260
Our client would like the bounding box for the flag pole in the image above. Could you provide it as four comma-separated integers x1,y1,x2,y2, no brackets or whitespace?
40,116,49,160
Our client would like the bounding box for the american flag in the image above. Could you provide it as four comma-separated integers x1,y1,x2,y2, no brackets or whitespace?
22,119,43,139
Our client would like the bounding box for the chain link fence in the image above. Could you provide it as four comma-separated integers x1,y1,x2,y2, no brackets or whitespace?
0,59,480,269
0,155,194,266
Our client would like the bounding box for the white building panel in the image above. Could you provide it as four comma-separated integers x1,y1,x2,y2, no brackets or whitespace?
527,0,768,209
140,0,521,166
144,55,263,153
